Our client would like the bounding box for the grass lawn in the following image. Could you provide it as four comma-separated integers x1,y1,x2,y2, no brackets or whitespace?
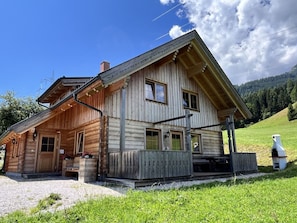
1,108,297,222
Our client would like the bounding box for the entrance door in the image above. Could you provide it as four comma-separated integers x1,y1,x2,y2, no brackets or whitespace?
37,135,56,172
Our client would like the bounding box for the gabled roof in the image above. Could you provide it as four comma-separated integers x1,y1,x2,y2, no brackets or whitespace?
0,30,251,142
37,77,92,104
78,30,252,120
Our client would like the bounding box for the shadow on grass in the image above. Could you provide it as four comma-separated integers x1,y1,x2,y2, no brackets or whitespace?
179,160,297,191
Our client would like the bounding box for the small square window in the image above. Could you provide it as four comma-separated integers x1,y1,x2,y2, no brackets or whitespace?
183,90,199,110
145,79,167,103
41,137,55,152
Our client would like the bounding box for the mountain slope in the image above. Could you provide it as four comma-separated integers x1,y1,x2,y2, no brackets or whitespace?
235,64,297,96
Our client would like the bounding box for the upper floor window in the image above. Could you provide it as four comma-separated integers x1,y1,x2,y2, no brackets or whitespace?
183,90,199,110
145,79,167,103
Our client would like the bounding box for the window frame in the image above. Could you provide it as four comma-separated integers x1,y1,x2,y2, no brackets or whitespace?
145,79,167,104
75,130,85,155
40,136,55,153
170,131,184,151
191,134,202,153
182,90,199,111
145,128,161,150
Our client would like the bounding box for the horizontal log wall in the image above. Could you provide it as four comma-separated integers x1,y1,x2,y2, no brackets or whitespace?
23,132,37,173
108,150,191,179
231,152,258,173
200,131,224,156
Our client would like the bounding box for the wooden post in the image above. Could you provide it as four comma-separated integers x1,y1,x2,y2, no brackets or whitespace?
185,109,193,174
229,113,237,153
185,109,191,151
119,77,130,176
226,117,233,153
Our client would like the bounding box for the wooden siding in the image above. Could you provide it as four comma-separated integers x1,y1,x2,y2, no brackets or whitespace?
231,152,258,173
108,117,223,156
108,150,191,179
105,62,220,130
200,131,224,156
23,132,37,173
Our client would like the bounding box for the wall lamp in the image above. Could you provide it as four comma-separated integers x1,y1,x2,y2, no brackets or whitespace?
12,138,17,144
33,129,38,141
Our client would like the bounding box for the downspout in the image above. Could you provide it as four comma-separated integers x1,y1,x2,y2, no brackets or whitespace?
73,93,104,180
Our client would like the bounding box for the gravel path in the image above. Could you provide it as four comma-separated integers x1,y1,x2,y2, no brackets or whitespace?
0,175,127,216
0,172,266,216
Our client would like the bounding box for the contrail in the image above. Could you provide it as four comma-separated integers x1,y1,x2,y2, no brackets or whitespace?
152,2,183,22
155,22,192,40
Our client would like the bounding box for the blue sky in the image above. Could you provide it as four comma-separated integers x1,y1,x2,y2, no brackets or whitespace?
1,0,297,98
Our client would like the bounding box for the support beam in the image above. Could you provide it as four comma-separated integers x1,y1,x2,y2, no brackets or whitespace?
119,77,130,177
187,62,207,78
153,114,193,125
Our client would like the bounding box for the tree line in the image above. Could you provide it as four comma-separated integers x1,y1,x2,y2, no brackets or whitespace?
0,92,44,136
238,79,297,127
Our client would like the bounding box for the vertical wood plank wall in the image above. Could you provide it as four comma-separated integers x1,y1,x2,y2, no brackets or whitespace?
105,62,220,130
231,152,258,173
108,150,192,179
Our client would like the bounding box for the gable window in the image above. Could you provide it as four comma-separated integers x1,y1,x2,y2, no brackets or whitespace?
146,129,161,150
41,137,55,152
183,90,199,110
191,134,202,153
145,79,167,103
171,131,183,150
76,131,85,154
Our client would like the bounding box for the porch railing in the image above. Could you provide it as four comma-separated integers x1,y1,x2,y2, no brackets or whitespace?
108,150,192,180
231,152,258,173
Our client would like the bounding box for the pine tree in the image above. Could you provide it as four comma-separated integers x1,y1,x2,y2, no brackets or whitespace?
287,103,297,121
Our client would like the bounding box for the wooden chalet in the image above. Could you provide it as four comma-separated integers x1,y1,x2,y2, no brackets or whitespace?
0,30,257,181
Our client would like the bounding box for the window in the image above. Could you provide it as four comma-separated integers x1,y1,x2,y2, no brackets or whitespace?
171,131,183,150
145,79,167,103
76,131,85,154
146,129,160,150
191,134,202,153
41,137,55,152
183,90,199,110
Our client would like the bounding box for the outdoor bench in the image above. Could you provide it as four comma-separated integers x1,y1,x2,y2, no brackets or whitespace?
192,155,230,172
62,157,98,182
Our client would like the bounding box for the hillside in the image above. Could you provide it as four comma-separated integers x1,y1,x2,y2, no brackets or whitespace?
235,64,297,96
230,104,297,166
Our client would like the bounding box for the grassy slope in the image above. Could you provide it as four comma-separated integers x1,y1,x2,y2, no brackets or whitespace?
225,107,297,166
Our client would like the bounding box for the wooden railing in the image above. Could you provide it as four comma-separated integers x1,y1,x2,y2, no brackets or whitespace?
231,152,258,173
108,150,192,180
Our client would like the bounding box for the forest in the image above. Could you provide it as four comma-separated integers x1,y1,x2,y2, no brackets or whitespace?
236,64,297,127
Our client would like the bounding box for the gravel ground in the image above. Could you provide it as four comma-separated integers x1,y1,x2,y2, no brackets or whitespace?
0,172,266,216
0,175,127,216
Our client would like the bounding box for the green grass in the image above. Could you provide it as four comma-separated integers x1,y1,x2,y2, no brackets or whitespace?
30,193,62,214
224,107,297,166
1,107,297,222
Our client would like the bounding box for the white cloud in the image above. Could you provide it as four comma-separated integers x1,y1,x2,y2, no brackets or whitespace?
160,0,297,85
160,0,175,5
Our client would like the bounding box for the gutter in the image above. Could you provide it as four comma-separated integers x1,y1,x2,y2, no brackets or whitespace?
73,92,104,180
